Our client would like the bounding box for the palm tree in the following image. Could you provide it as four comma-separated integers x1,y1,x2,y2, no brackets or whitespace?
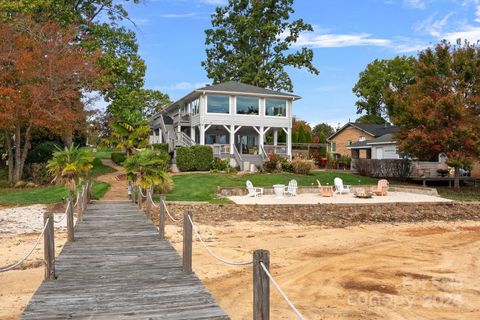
47,144,94,193
105,113,150,156
123,149,171,192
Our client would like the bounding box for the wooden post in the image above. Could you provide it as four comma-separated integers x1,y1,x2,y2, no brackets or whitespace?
79,187,85,222
253,249,270,320
182,211,192,273
146,189,152,220
159,195,166,239
43,212,55,281
138,187,142,209
67,192,74,242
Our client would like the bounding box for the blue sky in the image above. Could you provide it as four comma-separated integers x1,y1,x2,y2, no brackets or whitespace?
118,0,480,127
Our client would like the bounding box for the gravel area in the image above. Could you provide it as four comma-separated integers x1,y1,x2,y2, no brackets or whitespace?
0,205,74,236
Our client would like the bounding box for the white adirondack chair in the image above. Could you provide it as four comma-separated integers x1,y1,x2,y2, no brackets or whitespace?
334,177,351,194
246,180,263,197
284,180,298,196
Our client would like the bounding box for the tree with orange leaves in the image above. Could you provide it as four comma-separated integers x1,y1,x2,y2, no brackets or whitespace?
391,41,480,188
0,18,102,183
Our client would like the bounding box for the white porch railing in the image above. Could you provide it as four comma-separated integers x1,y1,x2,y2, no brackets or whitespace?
264,144,288,156
210,144,231,156
233,145,243,171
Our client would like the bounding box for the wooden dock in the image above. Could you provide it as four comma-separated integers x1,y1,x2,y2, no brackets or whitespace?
22,201,229,320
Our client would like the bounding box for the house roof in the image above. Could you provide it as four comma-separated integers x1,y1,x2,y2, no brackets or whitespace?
348,133,397,149
328,122,399,140
195,81,301,99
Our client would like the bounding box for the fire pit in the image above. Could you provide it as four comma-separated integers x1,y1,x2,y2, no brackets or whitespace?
354,188,373,199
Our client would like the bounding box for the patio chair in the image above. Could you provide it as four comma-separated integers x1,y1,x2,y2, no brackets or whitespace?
372,179,389,196
246,180,263,197
334,177,351,194
317,180,333,197
284,180,298,196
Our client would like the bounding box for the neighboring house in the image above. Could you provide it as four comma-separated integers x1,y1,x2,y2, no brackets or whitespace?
149,81,300,170
327,122,400,159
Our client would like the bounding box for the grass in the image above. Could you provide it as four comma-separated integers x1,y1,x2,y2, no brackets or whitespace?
0,181,110,205
90,158,116,177
159,171,377,203
437,186,480,201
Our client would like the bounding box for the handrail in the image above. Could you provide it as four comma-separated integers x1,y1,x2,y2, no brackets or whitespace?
175,131,196,147
233,145,243,171
259,144,268,160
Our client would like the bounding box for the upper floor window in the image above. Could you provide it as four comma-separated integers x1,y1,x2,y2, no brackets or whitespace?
236,96,259,115
189,98,200,115
207,95,229,114
265,99,286,117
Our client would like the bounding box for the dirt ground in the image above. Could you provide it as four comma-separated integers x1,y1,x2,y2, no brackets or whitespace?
96,158,127,200
0,232,67,320
164,220,480,320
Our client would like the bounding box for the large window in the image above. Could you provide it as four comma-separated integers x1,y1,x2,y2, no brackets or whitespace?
189,98,200,115
236,96,259,115
207,95,229,114
265,99,286,117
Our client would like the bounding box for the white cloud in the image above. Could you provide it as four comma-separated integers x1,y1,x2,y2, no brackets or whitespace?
404,0,426,9
414,13,454,37
159,12,200,18
296,32,391,48
442,25,480,43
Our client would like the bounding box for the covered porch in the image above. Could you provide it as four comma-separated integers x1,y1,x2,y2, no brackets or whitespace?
187,124,291,159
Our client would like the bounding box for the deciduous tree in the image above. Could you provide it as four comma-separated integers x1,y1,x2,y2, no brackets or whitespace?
202,0,319,92
391,41,480,187
0,18,101,183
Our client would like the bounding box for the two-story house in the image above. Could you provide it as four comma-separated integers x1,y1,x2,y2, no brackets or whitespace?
149,81,300,170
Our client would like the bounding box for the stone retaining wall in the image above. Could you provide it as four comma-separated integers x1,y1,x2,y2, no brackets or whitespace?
216,184,439,197
152,202,480,228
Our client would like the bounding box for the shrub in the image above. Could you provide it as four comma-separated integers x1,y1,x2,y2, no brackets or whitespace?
263,153,287,173
337,156,352,169
24,163,51,185
177,146,213,171
291,158,313,175
111,152,126,165
26,141,61,164
176,147,195,171
151,143,169,153
211,157,230,171
354,159,411,179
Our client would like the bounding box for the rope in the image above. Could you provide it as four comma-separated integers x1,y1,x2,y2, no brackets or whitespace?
260,262,305,320
187,215,253,266
53,201,71,223
148,193,160,208
138,187,146,198
162,200,183,223
0,218,50,273
73,188,81,208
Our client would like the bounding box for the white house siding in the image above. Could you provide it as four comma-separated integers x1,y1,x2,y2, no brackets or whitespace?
371,144,400,159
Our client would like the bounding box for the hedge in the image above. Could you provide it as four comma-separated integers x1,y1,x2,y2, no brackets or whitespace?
111,152,126,165
176,145,213,171
151,143,169,153
26,141,61,164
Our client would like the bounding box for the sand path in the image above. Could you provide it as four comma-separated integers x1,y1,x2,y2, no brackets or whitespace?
96,159,127,200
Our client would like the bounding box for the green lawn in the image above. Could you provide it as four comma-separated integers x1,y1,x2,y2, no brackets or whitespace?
90,158,116,177
437,186,480,201
0,181,110,205
158,171,377,203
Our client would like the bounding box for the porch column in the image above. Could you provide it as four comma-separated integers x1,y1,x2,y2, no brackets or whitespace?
190,126,196,142
259,126,264,150
273,129,278,146
177,125,181,133
229,125,235,155
151,130,156,145
199,124,205,145
287,127,292,159
158,129,163,143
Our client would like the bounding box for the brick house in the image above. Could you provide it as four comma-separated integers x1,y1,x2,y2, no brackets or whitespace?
327,122,399,158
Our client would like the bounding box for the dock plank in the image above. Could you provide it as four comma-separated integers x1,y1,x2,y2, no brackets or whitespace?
22,201,229,320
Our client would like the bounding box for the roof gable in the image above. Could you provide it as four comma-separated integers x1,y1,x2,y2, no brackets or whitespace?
328,122,399,140
196,81,300,99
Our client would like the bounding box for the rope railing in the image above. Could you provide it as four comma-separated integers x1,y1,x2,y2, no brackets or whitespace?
53,200,71,223
137,186,146,198
0,218,50,273
162,199,183,223
260,262,305,320
148,192,160,208
187,215,253,266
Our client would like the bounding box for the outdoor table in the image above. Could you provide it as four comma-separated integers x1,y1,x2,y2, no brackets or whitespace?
273,184,285,199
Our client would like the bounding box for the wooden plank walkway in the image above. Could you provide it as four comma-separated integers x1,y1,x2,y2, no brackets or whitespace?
22,201,229,320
